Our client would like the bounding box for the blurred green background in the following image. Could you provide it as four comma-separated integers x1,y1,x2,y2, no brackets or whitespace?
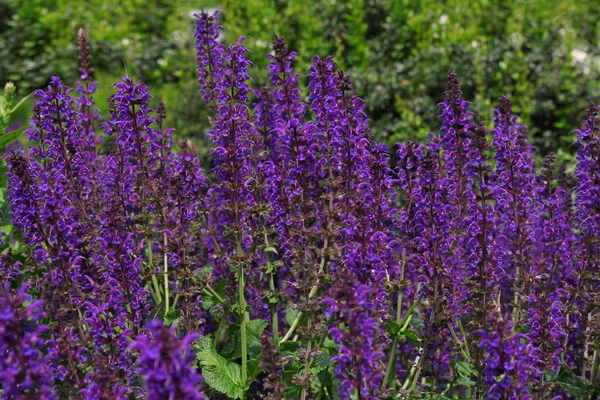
2,0,600,160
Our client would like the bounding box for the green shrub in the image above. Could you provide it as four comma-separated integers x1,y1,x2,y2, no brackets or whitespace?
2,0,600,154
223,0,600,154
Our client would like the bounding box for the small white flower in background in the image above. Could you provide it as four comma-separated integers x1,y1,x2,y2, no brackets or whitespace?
471,40,479,48
510,32,524,46
571,49,591,74
571,49,588,63
122,38,131,46
438,14,449,24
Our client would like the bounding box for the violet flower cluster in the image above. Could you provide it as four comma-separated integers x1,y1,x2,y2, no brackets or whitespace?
0,11,599,400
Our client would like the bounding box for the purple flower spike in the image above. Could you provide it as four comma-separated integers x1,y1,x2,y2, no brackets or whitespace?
0,284,57,399
131,319,207,400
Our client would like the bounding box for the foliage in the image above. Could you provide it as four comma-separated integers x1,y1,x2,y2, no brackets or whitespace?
0,0,214,152
0,82,29,253
4,0,600,156
223,0,600,154
1,10,600,400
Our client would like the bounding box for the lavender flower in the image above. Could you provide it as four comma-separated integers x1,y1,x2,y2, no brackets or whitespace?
131,319,206,400
0,284,57,399
75,28,99,148
477,311,541,399
194,10,225,105
490,95,536,315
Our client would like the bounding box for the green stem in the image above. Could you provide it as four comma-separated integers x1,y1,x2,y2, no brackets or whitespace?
383,310,400,387
147,239,163,304
307,318,332,369
280,310,302,344
202,286,225,304
448,323,470,361
401,350,421,391
152,274,163,303
590,347,599,387
280,239,328,345
237,240,249,384
214,315,226,347
163,232,169,314
239,263,248,384
458,320,471,359
263,228,280,346
300,311,313,400
269,271,280,345
383,253,406,389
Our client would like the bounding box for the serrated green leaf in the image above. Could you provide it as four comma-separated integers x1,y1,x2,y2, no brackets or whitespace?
322,338,338,351
559,381,589,397
195,336,245,399
261,293,280,305
421,393,453,400
312,364,338,399
309,353,331,375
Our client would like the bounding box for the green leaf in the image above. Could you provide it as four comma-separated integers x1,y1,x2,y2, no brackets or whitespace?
559,381,592,397
312,364,338,399
420,393,453,400
264,246,278,254
0,126,26,149
233,319,267,360
231,303,251,317
454,360,478,378
245,354,263,390
149,300,165,321
384,321,401,335
309,352,331,375
195,336,245,399
544,369,557,382
279,340,301,354
322,338,338,351
457,375,475,387
202,279,226,309
397,328,420,344
163,308,180,325
285,303,301,326
261,293,280,305
384,322,420,343
9,93,33,115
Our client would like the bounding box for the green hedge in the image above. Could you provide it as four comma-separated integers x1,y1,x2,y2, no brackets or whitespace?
223,0,600,156
2,0,600,156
